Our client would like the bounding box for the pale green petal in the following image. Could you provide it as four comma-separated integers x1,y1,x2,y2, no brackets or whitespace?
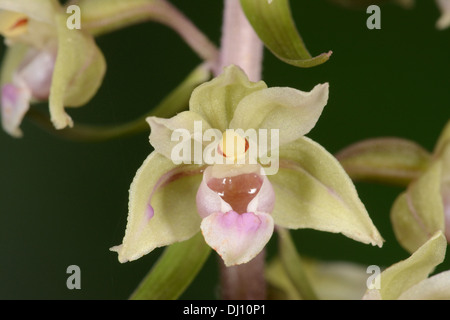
147,111,212,161
230,83,329,147
49,13,106,129
270,137,383,247
335,138,431,186
111,152,203,263
189,65,267,132
398,270,450,300
391,161,445,253
363,231,447,300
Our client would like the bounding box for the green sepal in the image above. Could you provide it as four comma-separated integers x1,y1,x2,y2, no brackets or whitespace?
270,137,384,247
240,0,331,68
391,161,445,253
49,12,106,129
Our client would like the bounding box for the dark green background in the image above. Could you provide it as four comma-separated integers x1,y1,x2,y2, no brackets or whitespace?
0,0,449,299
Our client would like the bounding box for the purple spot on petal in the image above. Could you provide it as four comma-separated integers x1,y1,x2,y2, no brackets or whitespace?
2,84,18,107
146,204,154,221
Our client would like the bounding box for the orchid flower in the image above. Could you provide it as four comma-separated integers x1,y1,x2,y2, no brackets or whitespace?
363,231,450,300
112,65,383,267
391,120,450,252
0,0,106,137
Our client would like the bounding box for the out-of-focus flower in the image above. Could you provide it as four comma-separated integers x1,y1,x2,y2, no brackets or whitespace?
112,65,383,266
0,0,106,137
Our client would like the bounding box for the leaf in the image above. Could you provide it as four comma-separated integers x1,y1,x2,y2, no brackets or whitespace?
390,161,445,253
335,138,432,186
130,232,211,300
240,0,331,68
270,137,383,247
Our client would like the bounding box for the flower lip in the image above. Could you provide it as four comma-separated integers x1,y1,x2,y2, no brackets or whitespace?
196,164,275,217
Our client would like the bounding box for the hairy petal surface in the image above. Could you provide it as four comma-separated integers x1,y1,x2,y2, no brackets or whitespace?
270,137,383,247
111,152,203,263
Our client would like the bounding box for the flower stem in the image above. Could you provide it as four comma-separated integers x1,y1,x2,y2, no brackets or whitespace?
77,0,219,63
26,64,210,142
216,0,266,300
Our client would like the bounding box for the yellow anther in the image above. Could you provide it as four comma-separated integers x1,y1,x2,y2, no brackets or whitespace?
0,10,29,38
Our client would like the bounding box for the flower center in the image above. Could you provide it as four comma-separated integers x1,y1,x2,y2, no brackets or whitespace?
207,172,263,214
0,11,29,38
218,130,249,162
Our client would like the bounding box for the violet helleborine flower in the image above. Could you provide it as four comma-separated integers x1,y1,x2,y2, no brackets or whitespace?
0,0,106,137
112,65,383,266
391,120,450,252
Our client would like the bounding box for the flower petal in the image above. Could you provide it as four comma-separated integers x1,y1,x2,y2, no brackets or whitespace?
200,210,274,266
111,152,203,263
147,111,213,161
1,82,30,137
229,83,328,147
189,65,267,132
391,160,445,253
397,270,450,300
49,13,106,129
434,120,450,156
362,231,447,300
441,144,450,241
270,137,383,247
